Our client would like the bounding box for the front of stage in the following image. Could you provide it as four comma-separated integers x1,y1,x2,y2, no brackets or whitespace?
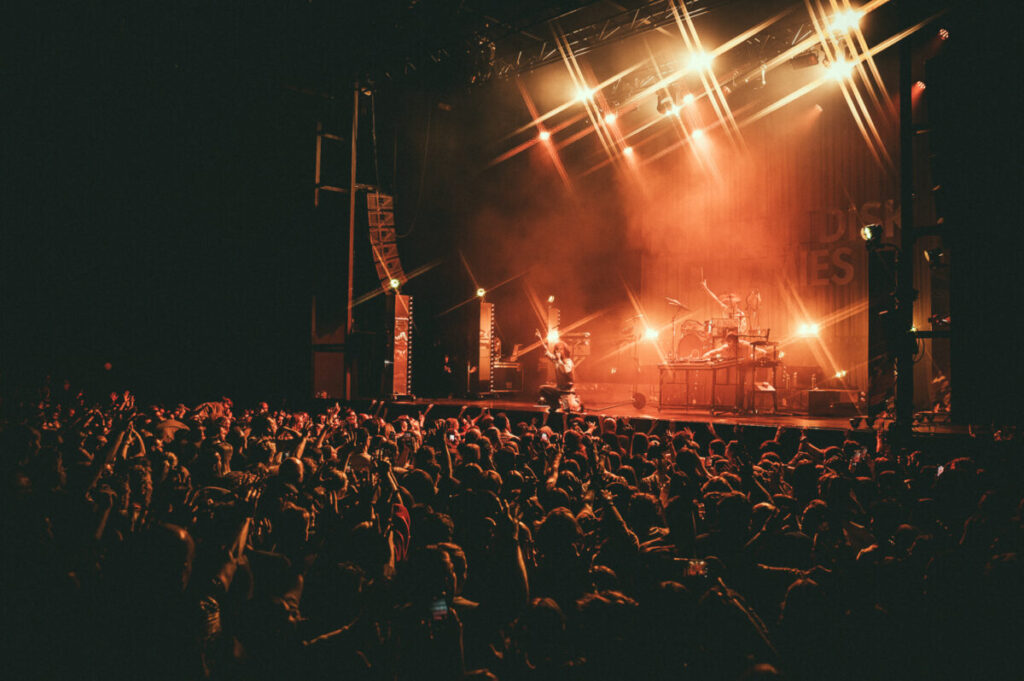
393,395,858,432
385,391,864,432
369,394,967,454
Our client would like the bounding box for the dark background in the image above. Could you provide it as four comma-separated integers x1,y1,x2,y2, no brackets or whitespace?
2,2,638,403
3,1,1021,420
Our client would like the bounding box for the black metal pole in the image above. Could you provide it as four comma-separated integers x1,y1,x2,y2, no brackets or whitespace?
895,9,916,450
346,85,360,400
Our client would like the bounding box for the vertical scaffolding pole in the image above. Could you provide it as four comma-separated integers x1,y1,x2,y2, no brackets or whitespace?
346,86,360,399
895,19,915,449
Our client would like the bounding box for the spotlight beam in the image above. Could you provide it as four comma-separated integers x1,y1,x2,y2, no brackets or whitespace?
776,278,846,380
642,40,710,174
523,280,553,330
805,0,892,173
737,9,945,134
488,110,588,167
436,266,533,318
606,4,793,167
459,249,481,292
513,307,611,359
621,279,668,366
554,25,620,166
827,0,896,119
512,77,575,192
350,259,442,308
509,63,644,139
668,0,744,151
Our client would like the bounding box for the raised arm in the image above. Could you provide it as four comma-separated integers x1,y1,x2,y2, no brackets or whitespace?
535,329,554,359
701,279,726,310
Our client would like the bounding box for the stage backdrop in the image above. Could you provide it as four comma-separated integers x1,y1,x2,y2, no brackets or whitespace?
633,82,914,400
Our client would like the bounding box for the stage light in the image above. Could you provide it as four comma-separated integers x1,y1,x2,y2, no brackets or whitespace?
834,369,848,379
547,328,560,344
682,93,695,107
814,103,824,112
691,51,713,71
576,87,594,102
924,247,944,266
644,327,659,341
914,80,926,90
476,287,486,298
778,351,786,359
604,112,617,124
797,322,820,337
623,146,634,156
692,129,705,140
860,223,883,248
938,28,949,40
610,367,617,375
389,278,400,289
827,57,854,81
538,130,550,141
829,9,861,33
547,295,555,304
910,325,917,333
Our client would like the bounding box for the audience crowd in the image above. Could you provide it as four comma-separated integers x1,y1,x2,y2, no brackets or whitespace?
2,385,1021,680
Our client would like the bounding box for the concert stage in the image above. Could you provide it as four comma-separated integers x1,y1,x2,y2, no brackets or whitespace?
396,395,858,432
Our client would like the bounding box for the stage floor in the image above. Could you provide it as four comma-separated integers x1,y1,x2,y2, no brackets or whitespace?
395,396,858,432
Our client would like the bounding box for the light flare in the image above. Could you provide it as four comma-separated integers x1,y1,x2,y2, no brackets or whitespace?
828,9,861,33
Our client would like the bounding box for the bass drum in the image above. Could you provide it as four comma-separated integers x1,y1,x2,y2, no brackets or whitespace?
680,319,706,334
676,331,707,360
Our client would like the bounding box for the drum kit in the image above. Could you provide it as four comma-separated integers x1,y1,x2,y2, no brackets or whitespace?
664,295,766,362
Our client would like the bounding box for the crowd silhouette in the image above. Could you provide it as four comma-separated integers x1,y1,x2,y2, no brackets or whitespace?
1,385,1021,680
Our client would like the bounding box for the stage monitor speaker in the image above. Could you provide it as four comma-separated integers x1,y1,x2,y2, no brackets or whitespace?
492,362,523,393
808,389,859,416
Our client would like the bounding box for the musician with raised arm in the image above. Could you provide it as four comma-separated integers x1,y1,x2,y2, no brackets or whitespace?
536,330,582,413
700,278,748,333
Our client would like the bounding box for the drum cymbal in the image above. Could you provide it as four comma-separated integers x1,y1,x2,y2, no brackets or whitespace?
719,293,742,305
665,297,691,310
